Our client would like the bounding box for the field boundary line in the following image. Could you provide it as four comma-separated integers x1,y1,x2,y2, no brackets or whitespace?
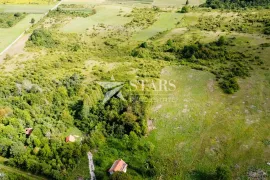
0,0,62,56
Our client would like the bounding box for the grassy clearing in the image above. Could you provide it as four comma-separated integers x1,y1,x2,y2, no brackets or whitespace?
133,12,183,41
147,64,270,178
0,13,43,51
61,5,132,33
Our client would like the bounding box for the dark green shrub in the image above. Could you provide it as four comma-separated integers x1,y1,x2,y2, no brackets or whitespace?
31,18,35,24
14,13,22,17
29,29,56,48
180,6,190,13
140,42,148,48
216,36,227,46
219,76,239,94
216,165,232,180
264,26,270,35
7,21,13,27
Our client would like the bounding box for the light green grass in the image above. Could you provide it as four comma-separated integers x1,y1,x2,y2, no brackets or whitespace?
0,164,47,180
0,14,43,52
61,5,132,33
0,4,55,13
133,12,183,41
147,65,270,178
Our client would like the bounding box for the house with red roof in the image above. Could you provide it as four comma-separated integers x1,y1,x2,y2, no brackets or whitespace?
25,128,33,137
66,135,76,142
108,159,128,175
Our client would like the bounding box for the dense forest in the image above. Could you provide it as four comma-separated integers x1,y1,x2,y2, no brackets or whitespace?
203,0,270,9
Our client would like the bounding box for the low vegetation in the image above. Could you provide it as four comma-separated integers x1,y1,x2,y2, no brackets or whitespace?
132,36,263,93
125,7,159,29
0,13,26,28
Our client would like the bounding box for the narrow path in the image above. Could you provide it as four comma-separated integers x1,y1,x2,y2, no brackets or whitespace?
87,152,96,180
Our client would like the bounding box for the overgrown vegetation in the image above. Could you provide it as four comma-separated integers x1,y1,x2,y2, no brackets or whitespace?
28,29,56,48
0,13,26,28
194,11,270,35
125,7,159,29
132,36,263,93
202,0,270,9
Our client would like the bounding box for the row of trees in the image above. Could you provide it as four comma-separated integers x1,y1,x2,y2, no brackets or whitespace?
202,0,270,9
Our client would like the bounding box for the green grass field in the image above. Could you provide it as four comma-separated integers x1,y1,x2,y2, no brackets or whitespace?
133,12,183,41
0,14,43,52
147,63,270,178
61,5,132,33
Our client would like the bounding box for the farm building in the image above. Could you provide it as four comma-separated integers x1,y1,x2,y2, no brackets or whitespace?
66,135,76,142
25,128,33,137
108,159,128,175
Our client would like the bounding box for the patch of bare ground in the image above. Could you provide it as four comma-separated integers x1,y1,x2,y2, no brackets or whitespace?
0,34,30,64
147,119,156,132
0,34,37,74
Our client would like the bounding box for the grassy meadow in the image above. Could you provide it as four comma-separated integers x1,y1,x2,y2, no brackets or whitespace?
61,5,132,33
147,64,270,178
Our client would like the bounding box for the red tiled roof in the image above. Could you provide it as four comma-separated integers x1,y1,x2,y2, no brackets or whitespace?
66,135,76,142
25,128,33,135
108,159,127,172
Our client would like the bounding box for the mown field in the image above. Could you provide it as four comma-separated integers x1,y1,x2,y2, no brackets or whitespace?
0,1,269,180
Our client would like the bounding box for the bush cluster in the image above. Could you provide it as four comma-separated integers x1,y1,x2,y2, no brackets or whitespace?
29,29,56,48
